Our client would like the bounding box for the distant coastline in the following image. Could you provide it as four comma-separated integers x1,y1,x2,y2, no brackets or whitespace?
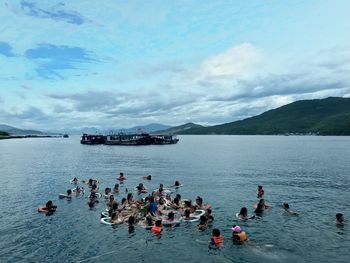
0,135,62,140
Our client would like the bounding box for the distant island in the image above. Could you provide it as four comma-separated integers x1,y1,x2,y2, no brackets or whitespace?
2,97,350,138
156,97,350,136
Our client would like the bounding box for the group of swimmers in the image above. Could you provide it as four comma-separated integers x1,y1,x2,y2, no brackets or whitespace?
38,179,345,249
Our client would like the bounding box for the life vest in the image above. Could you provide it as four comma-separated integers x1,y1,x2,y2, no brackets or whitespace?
151,226,162,234
212,235,224,247
237,231,247,241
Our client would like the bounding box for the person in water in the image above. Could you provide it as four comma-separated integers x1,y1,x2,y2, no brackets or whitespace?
197,215,207,231
114,184,120,193
66,189,72,199
104,188,111,199
195,196,204,209
72,177,78,184
183,209,191,220
148,197,158,217
142,175,152,180
209,228,224,249
254,199,272,215
232,225,247,243
206,208,214,223
237,207,255,220
151,220,163,234
128,215,135,233
136,183,147,194
88,193,99,208
282,203,299,215
46,200,57,212
118,172,126,182
336,213,344,225
107,195,117,209
257,185,264,198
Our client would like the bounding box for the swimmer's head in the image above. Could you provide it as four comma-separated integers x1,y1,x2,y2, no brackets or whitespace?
155,220,162,227
283,203,290,209
232,225,241,233
336,213,344,222
212,228,220,237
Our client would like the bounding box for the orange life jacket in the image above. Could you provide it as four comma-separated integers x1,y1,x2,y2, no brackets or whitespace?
237,231,247,241
212,235,224,246
151,226,162,234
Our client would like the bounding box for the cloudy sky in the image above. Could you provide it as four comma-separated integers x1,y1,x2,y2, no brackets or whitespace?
1,0,350,130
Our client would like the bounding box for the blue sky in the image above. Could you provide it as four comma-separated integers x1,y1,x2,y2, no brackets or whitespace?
1,0,350,130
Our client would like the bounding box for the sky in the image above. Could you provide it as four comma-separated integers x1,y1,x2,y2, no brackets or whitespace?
1,0,350,130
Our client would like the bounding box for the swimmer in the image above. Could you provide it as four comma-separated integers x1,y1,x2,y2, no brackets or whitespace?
195,196,204,209
107,195,117,209
117,172,126,182
128,215,136,233
197,215,207,231
91,184,98,194
104,188,111,199
282,203,299,215
238,207,249,220
88,193,99,208
108,202,119,217
205,208,214,223
171,197,181,210
254,199,272,215
114,184,120,193
127,193,135,205
72,177,78,184
257,185,264,198
148,197,158,217
183,209,191,220
336,213,344,225
111,211,122,224
66,189,72,199
142,175,152,180
232,225,247,243
170,180,181,188
46,200,57,212
136,183,147,194
209,228,224,249
151,220,163,234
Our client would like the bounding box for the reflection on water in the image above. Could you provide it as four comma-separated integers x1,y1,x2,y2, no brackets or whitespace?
0,135,349,262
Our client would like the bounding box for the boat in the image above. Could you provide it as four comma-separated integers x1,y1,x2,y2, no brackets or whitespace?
80,133,179,145
152,135,179,144
105,133,154,145
80,134,106,144
63,134,69,138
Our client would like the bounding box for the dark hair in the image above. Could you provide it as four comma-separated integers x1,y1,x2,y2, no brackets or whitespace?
46,200,53,208
147,175,152,180
173,197,179,205
114,184,119,188
146,216,153,226
239,207,248,217
112,202,118,210
155,220,162,227
212,228,220,237
283,203,290,209
111,212,118,220
168,212,175,220
127,193,133,201
176,194,181,200
200,215,207,224
184,209,190,217
128,215,135,225
207,208,212,214
121,198,126,204
336,213,343,220
175,181,180,186
67,189,72,195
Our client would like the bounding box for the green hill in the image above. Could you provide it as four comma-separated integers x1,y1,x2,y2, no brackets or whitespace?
0,131,9,136
179,97,350,135
153,122,204,135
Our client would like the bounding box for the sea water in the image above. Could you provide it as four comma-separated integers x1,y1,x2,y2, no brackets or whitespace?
0,135,349,262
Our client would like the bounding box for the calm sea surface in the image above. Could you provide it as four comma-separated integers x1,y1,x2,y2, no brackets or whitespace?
0,135,349,263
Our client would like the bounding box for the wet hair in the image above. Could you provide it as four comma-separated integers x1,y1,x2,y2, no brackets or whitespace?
168,212,175,220
146,216,153,226
155,220,162,227
112,202,118,210
109,195,114,200
207,208,212,214
173,197,180,205
159,197,165,205
199,215,207,224
212,228,220,237
128,215,135,225
127,193,133,201
147,175,151,180
46,200,53,208
120,172,124,176
196,196,203,205
336,213,344,220
283,203,290,209
258,185,263,189
176,194,181,200
239,207,248,217
88,201,94,208
184,209,191,217
67,189,72,195
91,184,97,190
184,200,192,207
175,181,180,186
258,199,265,206
121,198,126,205
114,184,119,188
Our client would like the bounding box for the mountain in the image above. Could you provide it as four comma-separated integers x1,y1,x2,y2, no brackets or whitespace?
154,122,204,134
178,97,350,135
125,123,172,133
0,124,43,135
